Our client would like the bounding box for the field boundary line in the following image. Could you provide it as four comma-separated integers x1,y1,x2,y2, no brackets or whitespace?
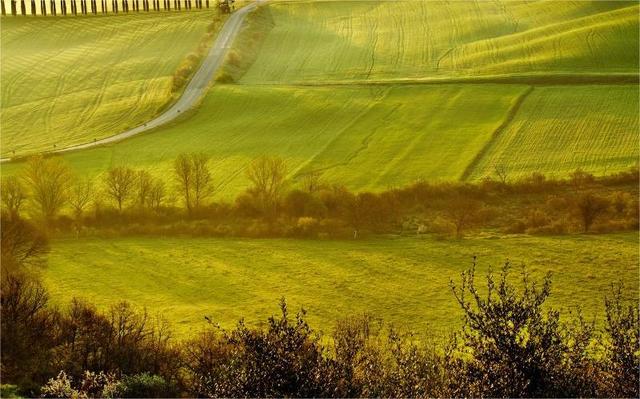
459,85,535,182
247,73,640,87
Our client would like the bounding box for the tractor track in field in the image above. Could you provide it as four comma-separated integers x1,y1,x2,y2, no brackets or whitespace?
0,0,266,163
459,85,535,182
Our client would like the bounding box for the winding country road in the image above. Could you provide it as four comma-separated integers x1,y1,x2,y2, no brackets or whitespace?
0,0,263,163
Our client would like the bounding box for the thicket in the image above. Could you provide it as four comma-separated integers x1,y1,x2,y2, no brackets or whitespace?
3,154,638,240
1,214,638,397
170,16,225,96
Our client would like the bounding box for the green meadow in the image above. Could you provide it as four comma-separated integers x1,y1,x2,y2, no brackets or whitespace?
3,82,637,197
2,0,638,189
43,233,639,338
2,0,639,342
230,1,639,84
0,11,218,156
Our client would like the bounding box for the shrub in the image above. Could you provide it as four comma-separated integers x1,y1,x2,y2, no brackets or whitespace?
40,371,121,399
603,285,640,398
449,263,569,397
0,385,20,398
119,373,177,398
574,192,610,232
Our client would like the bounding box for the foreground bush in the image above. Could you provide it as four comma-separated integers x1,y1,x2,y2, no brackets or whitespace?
2,254,637,398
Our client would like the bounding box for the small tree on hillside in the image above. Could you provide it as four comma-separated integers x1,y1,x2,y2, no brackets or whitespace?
1,176,27,219
300,171,324,194
191,153,215,210
22,155,72,222
493,164,508,184
68,178,93,220
104,166,136,212
148,179,166,211
174,154,193,213
136,170,153,209
575,192,609,232
1,212,49,271
173,153,214,214
569,169,595,193
443,196,482,238
246,156,288,219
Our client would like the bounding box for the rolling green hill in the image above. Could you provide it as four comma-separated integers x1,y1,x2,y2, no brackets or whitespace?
468,85,640,180
4,82,635,197
227,1,639,84
0,11,220,157
3,1,638,345
1,0,638,192
42,232,639,337
12,84,525,195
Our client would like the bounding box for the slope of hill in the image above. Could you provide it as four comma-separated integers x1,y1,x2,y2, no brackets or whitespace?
1,0,638,190
227,1,638,84
4,82,634,197
0,11,220,157
468,85,639,180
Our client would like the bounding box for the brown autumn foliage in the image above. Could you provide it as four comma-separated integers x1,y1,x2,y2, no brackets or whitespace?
3,154,638,239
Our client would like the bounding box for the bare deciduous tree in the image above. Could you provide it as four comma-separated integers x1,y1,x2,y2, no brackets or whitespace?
22,155,72,221
68,179,93,220
174,154,193,213
136,170,153,208
1,212,49,270
104,166,136,212
300,171,324,194
148,179,166,210
444,196,482,238
570,169,595,193
191,153,214,210
494,164,508,184
246,156,288,218
1,176,26,218
174,153,214,214
575,192,609,232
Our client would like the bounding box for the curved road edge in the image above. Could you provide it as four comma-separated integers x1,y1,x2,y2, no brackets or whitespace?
1,0,265,164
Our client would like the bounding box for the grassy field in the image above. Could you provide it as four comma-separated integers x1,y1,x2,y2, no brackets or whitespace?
3,1,639,348
2,1,638,189
228,1,639,84
3,82,637,197
3,84,525,195
468,85,640,180
42,232,639,338
0,11,219,157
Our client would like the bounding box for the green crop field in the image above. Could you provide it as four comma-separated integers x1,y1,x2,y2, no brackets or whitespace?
42,232,639,338
6,84,526,195
228,1,639,84
469,85,640,180
3,82,636,198
0,11,219,157
2,1,638,189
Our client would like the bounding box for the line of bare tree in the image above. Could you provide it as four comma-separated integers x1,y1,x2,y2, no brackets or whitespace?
1,0,230,16
2,154,638,238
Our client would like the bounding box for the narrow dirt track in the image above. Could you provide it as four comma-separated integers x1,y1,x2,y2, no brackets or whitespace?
0,0,264,163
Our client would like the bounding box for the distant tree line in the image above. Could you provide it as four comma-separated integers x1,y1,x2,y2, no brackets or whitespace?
1,214,638,398
0,0,228,16
2,154,638,239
